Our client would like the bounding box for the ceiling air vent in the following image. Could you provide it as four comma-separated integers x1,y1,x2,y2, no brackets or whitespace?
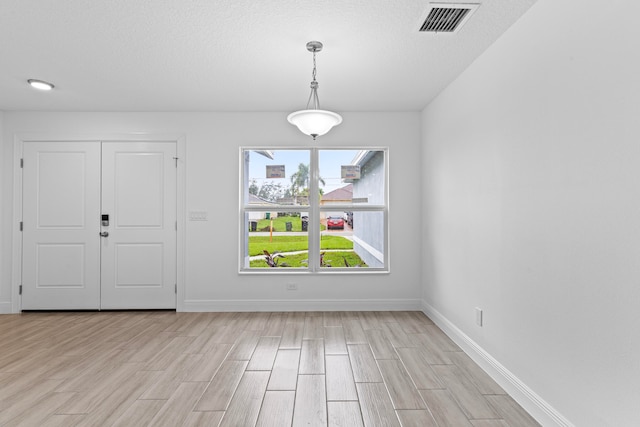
419,3,480,33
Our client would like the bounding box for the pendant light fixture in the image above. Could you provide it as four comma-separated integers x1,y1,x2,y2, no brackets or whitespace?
287,41,342,140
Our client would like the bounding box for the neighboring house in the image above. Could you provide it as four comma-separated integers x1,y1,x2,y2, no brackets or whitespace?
248,194,278,220
350,151,385,268
320,184,352,220
276,196,309,206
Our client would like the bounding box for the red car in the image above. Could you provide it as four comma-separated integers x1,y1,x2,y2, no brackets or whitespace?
326,216,344,230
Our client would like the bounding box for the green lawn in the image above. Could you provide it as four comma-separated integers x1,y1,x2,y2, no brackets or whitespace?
249,251,367,268
248,235,352,256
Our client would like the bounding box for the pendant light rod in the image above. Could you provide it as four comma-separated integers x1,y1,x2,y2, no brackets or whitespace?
306,41,322,110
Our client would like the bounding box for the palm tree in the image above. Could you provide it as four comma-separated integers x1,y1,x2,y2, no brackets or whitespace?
290,163,325,203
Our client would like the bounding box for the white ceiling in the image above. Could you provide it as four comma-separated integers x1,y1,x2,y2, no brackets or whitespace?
0,0,536,112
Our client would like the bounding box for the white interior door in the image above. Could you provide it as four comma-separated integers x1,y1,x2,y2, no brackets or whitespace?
22,142,102,310
99,142,177,309
21,141,177,310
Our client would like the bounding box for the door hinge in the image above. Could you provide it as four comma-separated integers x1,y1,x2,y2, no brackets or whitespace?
175,221,177,231
20,158,24,168
173,157,179,167
19,285,23,295
175,283,177,294
19,221,23,231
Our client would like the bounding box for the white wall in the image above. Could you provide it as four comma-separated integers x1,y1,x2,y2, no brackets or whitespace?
0,111,6,313
0,111,422,312
421,0,640,425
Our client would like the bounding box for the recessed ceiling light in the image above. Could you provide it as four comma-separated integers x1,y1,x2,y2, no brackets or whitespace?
27,79,55,91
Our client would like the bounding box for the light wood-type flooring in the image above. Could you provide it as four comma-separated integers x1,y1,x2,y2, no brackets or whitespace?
0,311,540,426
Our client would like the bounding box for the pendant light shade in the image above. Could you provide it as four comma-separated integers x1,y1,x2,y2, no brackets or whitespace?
287,109,343,139
288,41,342,140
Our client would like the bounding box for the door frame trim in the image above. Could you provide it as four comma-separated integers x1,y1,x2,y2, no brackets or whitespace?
12,133,187,313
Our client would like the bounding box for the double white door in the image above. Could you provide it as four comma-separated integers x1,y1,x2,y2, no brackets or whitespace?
21,141,177,310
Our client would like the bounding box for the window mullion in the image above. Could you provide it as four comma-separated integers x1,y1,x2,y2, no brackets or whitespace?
309,148,319,272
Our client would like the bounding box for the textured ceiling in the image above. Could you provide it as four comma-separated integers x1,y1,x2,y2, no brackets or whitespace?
0,0,536,112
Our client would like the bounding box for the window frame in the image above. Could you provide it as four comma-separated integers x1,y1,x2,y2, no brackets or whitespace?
239,146,389,274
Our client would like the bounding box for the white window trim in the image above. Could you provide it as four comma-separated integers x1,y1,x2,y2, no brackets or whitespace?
239,147,389,274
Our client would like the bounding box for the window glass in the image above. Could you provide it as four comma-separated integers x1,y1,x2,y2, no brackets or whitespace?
241,148,388,272
247,211,308,269
245,150,310,206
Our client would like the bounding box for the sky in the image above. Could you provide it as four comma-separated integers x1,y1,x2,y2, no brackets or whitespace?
248,149,359,194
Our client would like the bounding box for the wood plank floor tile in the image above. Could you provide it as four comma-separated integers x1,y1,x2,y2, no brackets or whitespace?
194,360,248,411
3,391,76,427
365,329,398,360
326,355,358,401
377,359,426,410
226,330,261,361
246,312,272,331
470,420,510,427
220,371,270,427
323,311,344,327
396,347,443,390
424,325,461,352
395,409,439,427
0,311,539,427
268,349,300,391
111,399,167,427
256,390,295,427
263,314,287,336
54,348,128,393
280,321,304,349
147,382,208,427
374,311,397,323
408,333,453,365
293,374,327,427
247,336,280,371
325,326,348,354
448,352,505,395
343,319,368,344
356,382,401,426
485,395,541,427
358,312,383,330
208,325,239,344
140,353,203,399
185,343,232,382
347,344,383,383
57,362,145,414
183,328,218,354
431,365,499,420
39,414,86,427
299,338,325,374
125,330,181,363
381,321,417,348
182,410,224,427
68,370,161,427
303,316,324,339
419,389,473,427
328,401,364,427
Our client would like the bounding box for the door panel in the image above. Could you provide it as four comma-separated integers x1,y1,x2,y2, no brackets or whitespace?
100,142,176,309
22,142,101,309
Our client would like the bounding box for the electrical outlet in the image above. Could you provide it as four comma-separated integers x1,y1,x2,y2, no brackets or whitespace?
286,283,298,291
475,307,483,327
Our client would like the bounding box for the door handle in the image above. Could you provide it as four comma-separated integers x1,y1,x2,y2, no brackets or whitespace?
99,231,109,237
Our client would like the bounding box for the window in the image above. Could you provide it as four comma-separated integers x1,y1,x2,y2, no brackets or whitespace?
240,148,388,272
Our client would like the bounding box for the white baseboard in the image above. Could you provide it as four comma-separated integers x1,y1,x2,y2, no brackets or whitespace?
183,298,421,312
421,300,574,427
